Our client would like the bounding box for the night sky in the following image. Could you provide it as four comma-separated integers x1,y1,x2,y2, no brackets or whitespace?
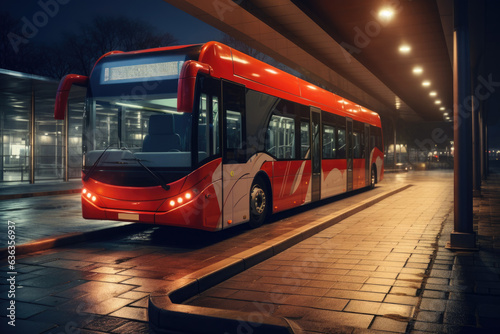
4,0,222,45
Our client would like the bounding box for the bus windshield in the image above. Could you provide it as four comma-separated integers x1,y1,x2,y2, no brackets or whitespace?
81,47,205,186
85,95,193,168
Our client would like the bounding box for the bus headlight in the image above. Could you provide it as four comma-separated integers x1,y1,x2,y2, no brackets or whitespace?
82,188,97,202
168,190,196,209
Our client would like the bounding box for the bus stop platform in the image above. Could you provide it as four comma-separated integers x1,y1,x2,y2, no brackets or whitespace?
149,170,500,334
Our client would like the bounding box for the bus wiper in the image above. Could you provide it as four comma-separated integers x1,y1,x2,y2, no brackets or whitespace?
83,144,115,182
120,148,171,192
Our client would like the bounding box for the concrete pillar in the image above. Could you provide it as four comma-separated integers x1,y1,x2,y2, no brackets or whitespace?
393,117,397,169
484,124,489,179
448,0,476,249
479,109,485,180
472,97,481,197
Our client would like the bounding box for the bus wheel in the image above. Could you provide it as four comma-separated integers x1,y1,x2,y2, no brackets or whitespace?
370,166,377,189
249,177,269,228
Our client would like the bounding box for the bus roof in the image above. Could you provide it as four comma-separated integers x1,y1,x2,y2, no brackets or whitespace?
93,41,381,127
199,41,381,127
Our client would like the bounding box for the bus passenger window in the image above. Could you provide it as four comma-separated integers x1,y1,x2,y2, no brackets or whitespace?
353,132,361,158
337,128,346,159
213,96,220,154
226,110,242,149
282,117,295,159
323,125,336,159
266,117,277,156
266,115,295,159
360,132,365,157
198,94,209,161
300,121,310,159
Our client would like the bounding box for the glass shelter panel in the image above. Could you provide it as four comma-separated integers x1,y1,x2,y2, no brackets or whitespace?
0,90,30,182
35,84,64,180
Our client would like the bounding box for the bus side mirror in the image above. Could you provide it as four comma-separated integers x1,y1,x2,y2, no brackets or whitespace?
54,74,88,120
178,61,212,113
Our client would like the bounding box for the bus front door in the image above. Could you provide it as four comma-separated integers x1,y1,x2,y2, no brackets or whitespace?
310,107,321,202
346,118,353,192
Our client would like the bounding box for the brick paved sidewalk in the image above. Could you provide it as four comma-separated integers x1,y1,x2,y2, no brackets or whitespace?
185,173,456,333
0,173,406,334
185,171,500,333
410,173,500,333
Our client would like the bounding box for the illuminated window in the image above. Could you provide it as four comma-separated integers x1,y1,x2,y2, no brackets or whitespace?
322,125,336,159
353,132,361,158
266,115,295,159
300,121,310,159
337,128,346,159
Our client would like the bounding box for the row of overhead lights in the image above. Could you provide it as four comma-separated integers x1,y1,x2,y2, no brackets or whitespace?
410,61,449,120
378,7,451,122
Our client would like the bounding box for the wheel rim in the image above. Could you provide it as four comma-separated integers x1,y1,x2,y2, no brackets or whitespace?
250,184,266,215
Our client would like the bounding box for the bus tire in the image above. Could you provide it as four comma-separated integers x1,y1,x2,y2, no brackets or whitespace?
370,165,377,189
249,176,269,228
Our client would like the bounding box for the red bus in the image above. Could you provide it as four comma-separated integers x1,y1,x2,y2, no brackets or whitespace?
55,41,384,231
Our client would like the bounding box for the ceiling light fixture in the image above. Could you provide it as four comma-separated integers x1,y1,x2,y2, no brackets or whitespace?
422,80,431,87
399,45,411,54
435,100,442,104
429,91,437,97
395,96,401,110
378,8,394,21
412,66,423,75
440,107,446,111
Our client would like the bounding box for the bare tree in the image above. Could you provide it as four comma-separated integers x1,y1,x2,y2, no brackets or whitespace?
0,12,16,69
0,14,178,79
0,12,36,73
58,16,178,77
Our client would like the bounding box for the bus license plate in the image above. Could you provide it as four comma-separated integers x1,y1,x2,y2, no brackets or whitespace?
118,213,139,221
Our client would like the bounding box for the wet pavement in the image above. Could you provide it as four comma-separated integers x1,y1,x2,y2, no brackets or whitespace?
0,194,128,245
0,172,406,333
0,180,82,200
410,173,500,333
181,170,500,333
183,170,454,333
2,170,499,334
